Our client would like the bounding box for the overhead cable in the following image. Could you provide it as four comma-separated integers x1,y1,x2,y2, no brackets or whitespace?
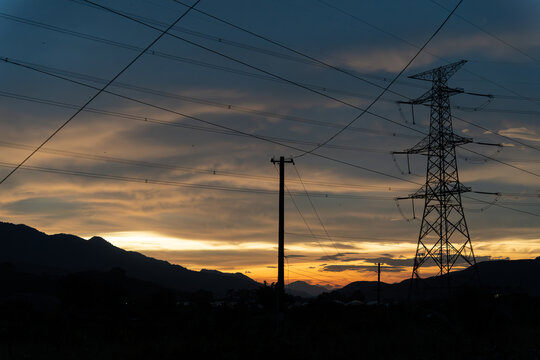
79,0,427,139
316,0,540,109
429,0,540,64
0,161,394,200
2,57,422,185
0,0,201,185
5,6,535,152
0,139,411,191
293,163,344,254
168,0,540,160
293,0,464,157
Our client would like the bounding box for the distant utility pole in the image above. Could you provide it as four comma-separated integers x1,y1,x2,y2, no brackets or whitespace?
271,156,294,310
377,262,381,305
394,61,478,288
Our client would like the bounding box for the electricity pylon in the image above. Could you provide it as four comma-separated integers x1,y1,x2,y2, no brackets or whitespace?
395,60,476,282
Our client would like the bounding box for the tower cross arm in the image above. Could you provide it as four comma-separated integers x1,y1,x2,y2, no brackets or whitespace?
395,186,427,200
449,133,473,146
271,157,294,165
409,60,467,82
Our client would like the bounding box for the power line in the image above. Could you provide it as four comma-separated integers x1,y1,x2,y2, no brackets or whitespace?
494,192,540,199
165,1,540,162
0,11,299,86
459,146,540,179
460,154,540,165
0,89,397,155
0,139,411,192
169,0,413,99
315,0,540,109
79,0,540,181
294,0,464,157
292,163,344,254
0,57,419,139
428,0,540,64
4,162,533,243
5,6,535,154
0,0,201,185
456,104,540,117
273,163,332,257
79,0,428,139
88,0,540,155
6,54,540,200
2,57,423,186
5,54,540,195
452,112,540,153
0,161,275,194
468,201,539,207
1,11,420,102
411,100,540,153
461,68,540,109
0,161,395,200
0,119,534,216
180,0,540,154
4,19,538,202
67,0,317,66
172,0,451,157
462,194,540,218
286,231,410,243
3,58,536,157
173,0,538,153
487,94,540,102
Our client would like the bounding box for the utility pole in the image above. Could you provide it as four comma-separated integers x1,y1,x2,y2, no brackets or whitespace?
394,61,478,293
377,262,381,305
271,156,294,319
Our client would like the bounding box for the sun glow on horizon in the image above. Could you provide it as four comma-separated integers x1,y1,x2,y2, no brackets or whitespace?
94,231,277,251
88,231,540,288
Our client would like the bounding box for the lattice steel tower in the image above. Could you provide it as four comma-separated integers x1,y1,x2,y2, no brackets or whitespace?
395,60,476,280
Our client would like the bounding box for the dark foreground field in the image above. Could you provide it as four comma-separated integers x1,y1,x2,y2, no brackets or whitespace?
1,223,539,359
1,270,539,360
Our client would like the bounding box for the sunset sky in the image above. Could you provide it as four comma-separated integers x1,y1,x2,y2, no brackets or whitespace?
1,0,539,288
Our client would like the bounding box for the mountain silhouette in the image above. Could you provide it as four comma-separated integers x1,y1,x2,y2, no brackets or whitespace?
0,222,259,295
285,280,330,297
327,258,540,303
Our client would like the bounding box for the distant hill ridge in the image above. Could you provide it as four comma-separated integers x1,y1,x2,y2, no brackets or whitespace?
0,222,259,295
327,257,540,302
286,280,330,297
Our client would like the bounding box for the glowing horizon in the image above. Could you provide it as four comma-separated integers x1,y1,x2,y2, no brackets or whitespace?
83,230,540,287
